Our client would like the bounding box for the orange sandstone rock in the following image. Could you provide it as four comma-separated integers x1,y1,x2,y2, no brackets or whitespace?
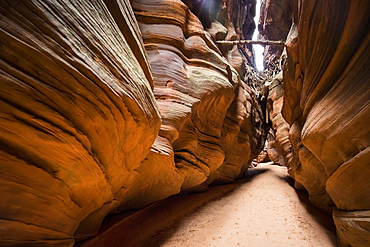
132,0,267,193
283,0,370,245
0,0,267,245
0,0,160,244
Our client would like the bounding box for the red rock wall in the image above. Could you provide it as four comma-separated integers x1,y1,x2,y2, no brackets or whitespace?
132,0,267,192
283,0,370,245
0,0,267,245
259,0,292,69
0,0,163,245
266,72,292,167
183,0,259,71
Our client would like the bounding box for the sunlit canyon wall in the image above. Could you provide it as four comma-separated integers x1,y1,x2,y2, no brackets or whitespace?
0,0,267,245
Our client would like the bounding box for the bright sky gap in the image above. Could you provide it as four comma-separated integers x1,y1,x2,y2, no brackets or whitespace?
252,0,264,71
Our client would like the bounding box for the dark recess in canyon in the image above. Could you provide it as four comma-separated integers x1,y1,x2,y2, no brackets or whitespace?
0,0,369,246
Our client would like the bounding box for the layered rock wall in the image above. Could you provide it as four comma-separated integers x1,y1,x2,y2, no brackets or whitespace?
266,72,292,166
261,0,370,245
0,0,162,245
183,0,259,73
132,0,267,192
0,0,267,245
258,0,292,69
282,0,370,245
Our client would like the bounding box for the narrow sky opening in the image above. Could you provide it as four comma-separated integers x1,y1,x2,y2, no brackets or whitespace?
252,0,264,71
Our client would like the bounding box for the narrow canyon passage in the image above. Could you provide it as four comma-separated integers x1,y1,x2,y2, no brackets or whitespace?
0,1,369,246
78,163,336,247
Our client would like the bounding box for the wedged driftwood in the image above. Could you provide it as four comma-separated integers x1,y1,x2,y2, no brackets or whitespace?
216,40,285,46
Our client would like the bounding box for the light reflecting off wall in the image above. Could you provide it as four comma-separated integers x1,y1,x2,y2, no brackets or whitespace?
253,45,264,71
252,0,264,71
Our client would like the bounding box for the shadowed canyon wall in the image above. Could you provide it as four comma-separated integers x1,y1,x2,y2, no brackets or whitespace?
0,0,267,245
258,0,291,69
265,0,370,246
183,0,259,73
266,72,292,167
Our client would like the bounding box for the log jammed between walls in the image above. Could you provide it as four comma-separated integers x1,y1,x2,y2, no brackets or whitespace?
216,40,285,46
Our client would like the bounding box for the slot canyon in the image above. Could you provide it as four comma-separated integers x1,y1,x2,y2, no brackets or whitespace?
0,0,369,246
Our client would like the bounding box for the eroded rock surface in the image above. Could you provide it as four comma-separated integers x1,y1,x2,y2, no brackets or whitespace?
283,0,370,245
0,0,267,245
132,0,267,192
0,0,163,245
258,0,292,69
183,0,259,73
266,72,292,167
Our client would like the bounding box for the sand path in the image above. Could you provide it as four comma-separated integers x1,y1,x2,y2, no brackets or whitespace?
77,163,337,247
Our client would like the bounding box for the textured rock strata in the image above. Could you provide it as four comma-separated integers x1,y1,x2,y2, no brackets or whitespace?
0,0,162,245
258,0,292,69
283,0,370,245
0,0,267,245
266,72,291,166
132,0,267,192
183,0,259,73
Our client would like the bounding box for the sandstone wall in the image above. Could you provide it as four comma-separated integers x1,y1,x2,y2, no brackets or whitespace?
266,72,292,167
131,0,267,193
283,0,370,245
0,0,267,245
258,0,292,69
183,0,259,73
0,0,162,245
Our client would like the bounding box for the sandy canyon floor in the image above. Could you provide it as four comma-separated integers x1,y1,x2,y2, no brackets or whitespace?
77,163,337,247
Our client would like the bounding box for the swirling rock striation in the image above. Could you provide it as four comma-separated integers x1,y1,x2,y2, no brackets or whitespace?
183,0,259,73
266,72,292,167
0,0,267,245
0,0,163,245
258,0,292,69
132,0,267,192
283,0,370,245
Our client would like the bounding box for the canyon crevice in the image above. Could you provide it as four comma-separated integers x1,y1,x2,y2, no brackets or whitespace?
0,0,369,246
